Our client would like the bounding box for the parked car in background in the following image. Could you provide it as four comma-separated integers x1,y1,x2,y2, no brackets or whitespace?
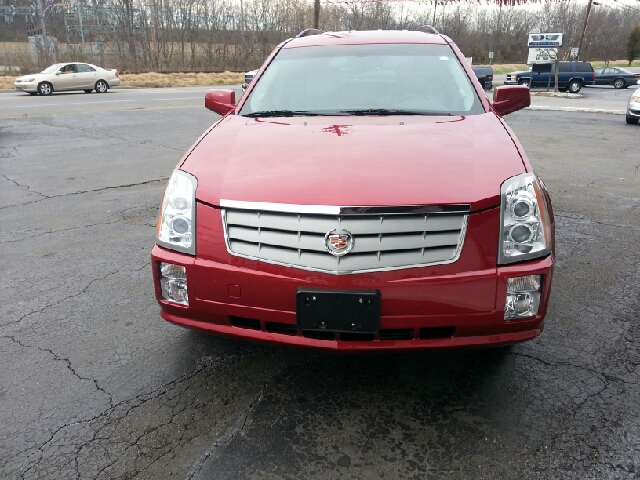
593,66,640,89
505,61,595,93
626,88,640,124
13,62,120,95
152,29,554,352
242,69,258,92
471,66,493,90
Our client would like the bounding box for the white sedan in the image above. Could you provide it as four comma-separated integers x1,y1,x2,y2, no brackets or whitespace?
14,62,120,95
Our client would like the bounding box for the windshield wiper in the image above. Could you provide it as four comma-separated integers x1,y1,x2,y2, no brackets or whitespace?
341,109,453,116
243,110,340,117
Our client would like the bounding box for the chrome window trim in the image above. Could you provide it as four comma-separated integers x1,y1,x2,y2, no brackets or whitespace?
220,202,469,275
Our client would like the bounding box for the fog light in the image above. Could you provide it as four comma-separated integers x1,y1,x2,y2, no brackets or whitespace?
159,262,188,305
505,275,541,320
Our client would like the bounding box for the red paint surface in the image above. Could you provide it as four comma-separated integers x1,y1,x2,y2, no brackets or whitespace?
183,114,526,211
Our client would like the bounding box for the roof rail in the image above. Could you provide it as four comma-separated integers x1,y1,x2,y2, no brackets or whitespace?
296,28,324,38
417,25,439,34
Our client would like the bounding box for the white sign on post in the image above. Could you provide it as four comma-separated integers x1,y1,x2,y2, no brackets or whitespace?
527,47,558,65
527,33,563,48
570,47,579,58
488,51,494,59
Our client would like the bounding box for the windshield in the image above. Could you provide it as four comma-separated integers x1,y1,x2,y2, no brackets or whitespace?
239,44,485,117
40,64,64,74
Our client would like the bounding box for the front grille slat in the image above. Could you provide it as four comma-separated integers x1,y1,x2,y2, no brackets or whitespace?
351,231,461,253
227,225,326,252
222,202,468,274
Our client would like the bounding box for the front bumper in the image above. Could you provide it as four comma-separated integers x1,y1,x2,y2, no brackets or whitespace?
14,82,37,92
627,101,640,118
151,244,554,352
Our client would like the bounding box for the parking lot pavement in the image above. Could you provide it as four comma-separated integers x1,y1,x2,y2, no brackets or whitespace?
528,87,636,114
1,96,639,479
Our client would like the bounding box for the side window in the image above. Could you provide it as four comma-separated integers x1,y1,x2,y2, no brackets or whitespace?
594,68,603,74
576,63,594,72
559,63,572,73
77,64,96,73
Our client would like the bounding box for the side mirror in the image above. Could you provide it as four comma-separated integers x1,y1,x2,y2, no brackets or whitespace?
205,89,236,115
492,85,530,116
55,71,61,75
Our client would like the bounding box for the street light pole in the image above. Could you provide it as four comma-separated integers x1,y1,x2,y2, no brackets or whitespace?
576,0,594,60
314,0,319,29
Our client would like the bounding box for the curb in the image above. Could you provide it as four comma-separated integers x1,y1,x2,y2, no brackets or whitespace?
526,106,625,115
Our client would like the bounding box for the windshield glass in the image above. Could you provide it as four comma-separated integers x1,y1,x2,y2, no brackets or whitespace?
40,64,64,74
239,44,485,117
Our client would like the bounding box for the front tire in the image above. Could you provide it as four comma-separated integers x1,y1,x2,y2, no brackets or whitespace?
518,79,530,88
38,82,53,95
626,116,639,125
613,78,625,89
95,80,108,93
568,80,582,93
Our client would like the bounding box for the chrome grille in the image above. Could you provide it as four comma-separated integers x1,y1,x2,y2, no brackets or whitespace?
221,201,469,274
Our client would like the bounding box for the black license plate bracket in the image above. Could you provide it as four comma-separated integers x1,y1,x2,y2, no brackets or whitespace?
296,288,381,334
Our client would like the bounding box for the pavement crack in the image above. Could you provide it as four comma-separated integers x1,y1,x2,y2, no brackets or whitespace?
512,351,634,385
0,173,49,199
2,219,124,243
14,352,229,478
185,384,268,480
185,353,318,479
2,335,115,408
35,117,184,152
4,271,119,328
0,177,169,210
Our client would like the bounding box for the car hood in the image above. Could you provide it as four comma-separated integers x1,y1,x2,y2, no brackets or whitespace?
16,73,47,80
181,113,527,211
509,70,531,76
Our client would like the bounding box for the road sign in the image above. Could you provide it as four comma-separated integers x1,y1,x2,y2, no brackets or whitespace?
570,47,579,59
527,48,558,64
528,33,563,48
488,51,494,59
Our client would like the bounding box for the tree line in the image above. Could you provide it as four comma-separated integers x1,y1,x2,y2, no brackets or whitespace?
1,0,639,72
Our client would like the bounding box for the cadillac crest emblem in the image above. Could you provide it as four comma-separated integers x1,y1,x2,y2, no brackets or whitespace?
325,229,354,256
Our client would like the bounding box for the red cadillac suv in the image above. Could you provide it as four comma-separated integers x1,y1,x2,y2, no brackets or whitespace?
151,28,554,351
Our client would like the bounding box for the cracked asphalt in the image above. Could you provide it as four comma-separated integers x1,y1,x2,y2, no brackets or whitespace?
1,91,639,479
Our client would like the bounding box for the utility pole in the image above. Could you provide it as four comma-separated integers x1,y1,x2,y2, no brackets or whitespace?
314,0,319,29
35,0,48,62
576,0,594,60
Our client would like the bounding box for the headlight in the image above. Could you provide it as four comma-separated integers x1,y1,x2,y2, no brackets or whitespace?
498,173,552,265
631,95,640,102
156,170,197,255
